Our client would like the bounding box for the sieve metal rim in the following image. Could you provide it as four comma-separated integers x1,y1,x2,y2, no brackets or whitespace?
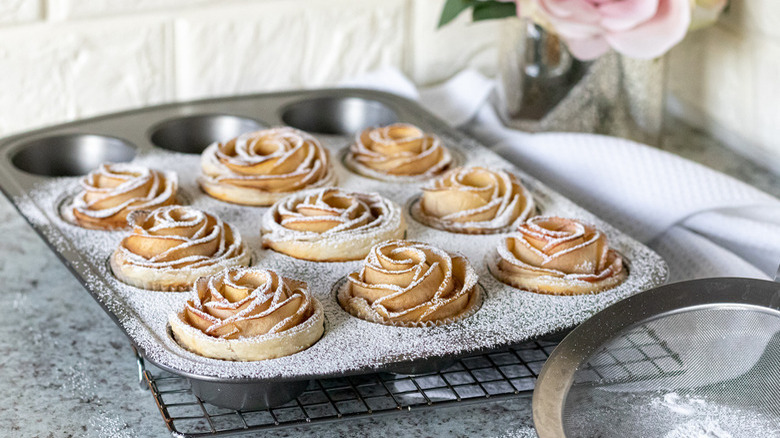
532,276,780,438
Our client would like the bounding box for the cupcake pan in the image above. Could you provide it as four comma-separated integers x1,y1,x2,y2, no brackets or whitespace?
0,89,668,410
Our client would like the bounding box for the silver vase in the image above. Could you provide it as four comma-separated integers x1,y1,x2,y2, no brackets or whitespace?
495,18,666,145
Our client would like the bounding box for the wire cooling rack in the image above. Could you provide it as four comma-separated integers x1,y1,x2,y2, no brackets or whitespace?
139,325,682,437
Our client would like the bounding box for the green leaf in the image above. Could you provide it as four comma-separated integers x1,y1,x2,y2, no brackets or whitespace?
438,0,475,28
472,1,517,22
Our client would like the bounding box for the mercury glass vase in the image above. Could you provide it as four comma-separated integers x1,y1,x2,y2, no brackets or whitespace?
495,18,666,146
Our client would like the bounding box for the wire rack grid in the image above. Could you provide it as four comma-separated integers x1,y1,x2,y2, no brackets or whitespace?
140,340,555,437
140,324,683,437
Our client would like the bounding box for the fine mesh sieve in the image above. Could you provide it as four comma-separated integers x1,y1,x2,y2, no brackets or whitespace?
533,275,780,438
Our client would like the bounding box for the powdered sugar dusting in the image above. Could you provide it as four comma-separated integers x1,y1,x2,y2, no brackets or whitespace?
262,188,402,244
71,163,177,221
565,389,779,437
10,125,667,381
416,166,535,233
347,124,454,182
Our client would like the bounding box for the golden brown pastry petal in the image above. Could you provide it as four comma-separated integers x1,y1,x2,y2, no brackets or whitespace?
261,188,406,261
346,123,453,181
170,267,324,361
67,163,178,230
199,127,336,206
490,216,626,295
338,240,481,327
415,166,535,234
110,205,250,291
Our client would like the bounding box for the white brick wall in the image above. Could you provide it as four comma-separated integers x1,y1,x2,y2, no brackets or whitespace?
0,0,778,170
0,0,41,24
174,0,407,99
0,16,172,135
48,0,216,20
0,0,502,137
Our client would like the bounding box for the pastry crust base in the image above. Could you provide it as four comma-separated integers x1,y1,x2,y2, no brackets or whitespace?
199,176,336,207
261,207,406,262
263,226,405,262
489,258,627,296
344,152,449,183
71,210,134,231
61,196,178,231
169,298,325,361
411,199,532,235
337,281,482,328
109,246,251,292
199,143,337,206
69,196,178,231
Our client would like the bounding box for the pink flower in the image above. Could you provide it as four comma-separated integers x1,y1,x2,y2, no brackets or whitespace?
533,0,692,60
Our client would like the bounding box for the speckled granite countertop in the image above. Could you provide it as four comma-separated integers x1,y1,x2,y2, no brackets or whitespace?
2,120,777,438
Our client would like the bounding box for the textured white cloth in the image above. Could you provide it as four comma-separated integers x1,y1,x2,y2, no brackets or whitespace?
341,69,780,282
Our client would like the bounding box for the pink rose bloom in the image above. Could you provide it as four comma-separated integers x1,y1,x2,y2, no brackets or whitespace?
534,0,692,60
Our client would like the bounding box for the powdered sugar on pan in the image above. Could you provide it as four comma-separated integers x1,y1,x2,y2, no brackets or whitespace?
11,127,668,381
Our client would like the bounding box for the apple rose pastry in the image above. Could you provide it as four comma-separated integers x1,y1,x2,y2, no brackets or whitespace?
262,188,406,262
169,268,324,361
490,216,626,295
414,166,535,234
110,206,251,291
66,163,178,230
346,123,453,181
200,127,336,206
338,240,481,327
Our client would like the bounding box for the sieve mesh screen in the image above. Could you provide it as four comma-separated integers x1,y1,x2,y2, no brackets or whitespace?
562,305,780,437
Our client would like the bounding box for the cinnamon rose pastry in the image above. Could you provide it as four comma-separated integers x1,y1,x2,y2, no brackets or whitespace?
169,267,324,361
262,188,406,262
346,123,453,181
66,163,178,230
414,166,535,234
338,240,481,327
200,127,336,206
110,206,251,291
490,216,626,295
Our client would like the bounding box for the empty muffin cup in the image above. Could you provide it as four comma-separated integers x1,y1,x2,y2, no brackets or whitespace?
11,134,136,177
149,114,264,154
281,97,398,135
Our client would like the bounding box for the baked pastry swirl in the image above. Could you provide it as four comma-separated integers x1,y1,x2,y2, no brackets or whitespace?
338,240,481,327
110,206,251,291
200,127,336,206
169,268,324,361
346,123,453,181
262,188,406,261
490,216,626,295
67,163,178,230
414,166,535,234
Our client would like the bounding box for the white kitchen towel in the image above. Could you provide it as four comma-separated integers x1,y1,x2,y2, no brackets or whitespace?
340,69,780,282
341,68,494,127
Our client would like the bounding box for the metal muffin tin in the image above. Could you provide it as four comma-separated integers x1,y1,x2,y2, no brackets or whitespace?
0,89,668,411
